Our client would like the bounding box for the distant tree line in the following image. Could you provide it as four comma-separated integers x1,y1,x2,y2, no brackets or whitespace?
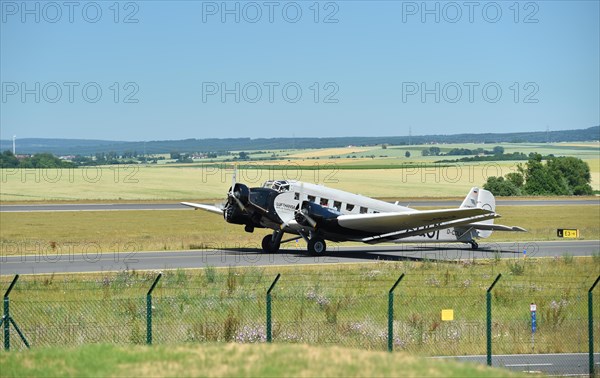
0,151,75,168
424,146,505,157
483,154,593,196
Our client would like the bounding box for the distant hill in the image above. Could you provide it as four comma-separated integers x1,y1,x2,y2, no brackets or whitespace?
2,126,598,156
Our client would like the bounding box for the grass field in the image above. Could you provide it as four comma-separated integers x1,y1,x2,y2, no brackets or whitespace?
0,343,523,378
0,205,598,255
0,258,598,356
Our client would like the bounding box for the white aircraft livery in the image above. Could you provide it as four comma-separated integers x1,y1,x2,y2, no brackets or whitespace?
182,176,526,255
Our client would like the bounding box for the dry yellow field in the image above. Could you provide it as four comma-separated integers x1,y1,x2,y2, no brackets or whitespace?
286,147,372,158
0,162,544,202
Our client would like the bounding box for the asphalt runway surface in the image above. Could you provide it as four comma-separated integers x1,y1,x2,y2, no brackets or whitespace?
440,353,599,376
1,240,598,275
1,198,598,212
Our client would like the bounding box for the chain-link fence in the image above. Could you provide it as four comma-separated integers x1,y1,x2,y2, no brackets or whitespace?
1,261,599,375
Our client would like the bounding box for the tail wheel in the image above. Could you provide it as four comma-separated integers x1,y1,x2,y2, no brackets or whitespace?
470,241,479,250
262,235,280,254
307,238,326,256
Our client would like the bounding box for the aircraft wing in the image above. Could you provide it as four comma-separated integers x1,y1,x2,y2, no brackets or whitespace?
180,202,223,215
337,208,494,234
468,222,527,232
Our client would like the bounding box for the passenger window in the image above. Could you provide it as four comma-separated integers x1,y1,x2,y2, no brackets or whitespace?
333,201,342,211
294,192,300,200
346,204,355,212
360,206,368,214
320,198,329,207
308,195,316,203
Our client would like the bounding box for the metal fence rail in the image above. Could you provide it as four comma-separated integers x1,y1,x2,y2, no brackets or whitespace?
0,266,598,375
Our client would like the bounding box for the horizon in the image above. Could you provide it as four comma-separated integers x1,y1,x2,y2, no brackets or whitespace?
2,1,599,141
2,124,599,144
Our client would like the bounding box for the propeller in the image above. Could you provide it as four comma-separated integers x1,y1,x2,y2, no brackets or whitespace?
296,203,317,228
227,165,246,212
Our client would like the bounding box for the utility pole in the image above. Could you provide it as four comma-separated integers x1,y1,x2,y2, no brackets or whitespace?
12,135,16,155
408,126,412,146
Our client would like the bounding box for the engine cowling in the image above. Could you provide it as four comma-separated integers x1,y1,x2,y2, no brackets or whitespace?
295,201,341,227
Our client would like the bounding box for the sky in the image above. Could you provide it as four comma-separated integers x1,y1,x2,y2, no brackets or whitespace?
1,0,599,141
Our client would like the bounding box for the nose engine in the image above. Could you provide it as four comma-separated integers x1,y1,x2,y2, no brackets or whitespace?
224,183,250,225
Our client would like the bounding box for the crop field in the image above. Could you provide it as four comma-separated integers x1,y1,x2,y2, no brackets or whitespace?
1,142,598,202
0,257,598,357
0,205,598,255
1,162,598,202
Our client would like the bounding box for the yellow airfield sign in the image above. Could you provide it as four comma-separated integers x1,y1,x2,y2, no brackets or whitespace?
557,229,579,238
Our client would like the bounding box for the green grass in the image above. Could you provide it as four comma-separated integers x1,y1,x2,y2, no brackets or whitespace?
1,205,598,255
0,259,597,355
0,343,523,378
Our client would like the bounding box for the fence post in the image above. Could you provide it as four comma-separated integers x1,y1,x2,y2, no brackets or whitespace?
146,273,162,345
1,274,29,351
388,273,405,352
588,275,600,377
266,273,281,343
486,274,502,366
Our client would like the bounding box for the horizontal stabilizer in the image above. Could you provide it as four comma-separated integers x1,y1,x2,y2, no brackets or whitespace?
469,222,527,232
180,202,223,215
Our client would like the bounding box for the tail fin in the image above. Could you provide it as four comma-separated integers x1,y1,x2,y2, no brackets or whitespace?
461,187,496,238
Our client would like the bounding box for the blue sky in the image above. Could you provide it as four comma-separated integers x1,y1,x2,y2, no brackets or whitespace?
1,0,599,141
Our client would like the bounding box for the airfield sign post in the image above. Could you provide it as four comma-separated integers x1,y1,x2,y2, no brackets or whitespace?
530,303,537,353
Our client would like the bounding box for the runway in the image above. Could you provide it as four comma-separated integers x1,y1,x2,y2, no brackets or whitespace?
1,198,598,212
1,240,598,275
441,353,599,376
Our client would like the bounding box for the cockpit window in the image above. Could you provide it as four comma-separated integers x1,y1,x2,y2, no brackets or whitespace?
263,180,290,193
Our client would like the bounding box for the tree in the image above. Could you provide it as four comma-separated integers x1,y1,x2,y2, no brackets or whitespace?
493,146,505,155
405,151,411,158
483,176,521,196
486,155,593,196
505,172,524,188
0,150,19,168
546,156,593,195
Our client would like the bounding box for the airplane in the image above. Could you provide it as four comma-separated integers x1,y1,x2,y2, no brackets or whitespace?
181,175,526,255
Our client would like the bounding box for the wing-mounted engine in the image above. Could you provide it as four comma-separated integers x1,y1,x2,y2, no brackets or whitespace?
295,201,341,228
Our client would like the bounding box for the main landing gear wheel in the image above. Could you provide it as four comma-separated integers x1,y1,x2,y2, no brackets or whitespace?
469,241,479,250
262,235,280,253
307,238,326,256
